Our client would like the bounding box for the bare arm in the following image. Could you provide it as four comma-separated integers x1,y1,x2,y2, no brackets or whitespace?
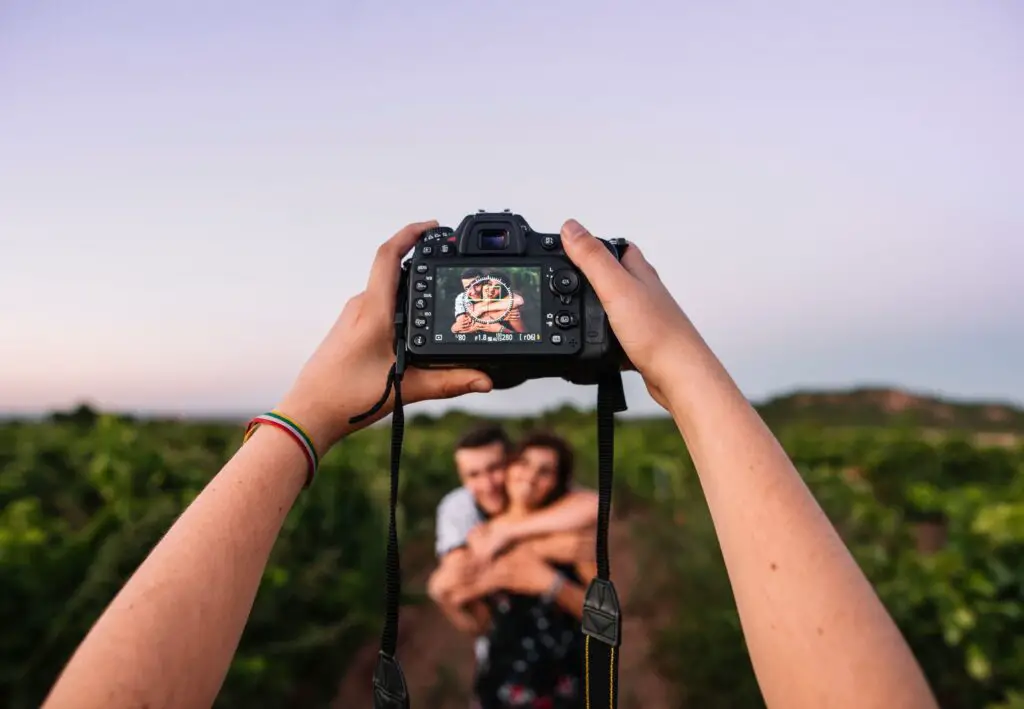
452,545,589,621
44,427,306,709
42,221,495,709
427,550,491,636
561,219,938,709
522,527,596,566
469,489,599,560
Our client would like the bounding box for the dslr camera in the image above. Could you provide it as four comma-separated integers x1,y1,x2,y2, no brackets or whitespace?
396,210,629,389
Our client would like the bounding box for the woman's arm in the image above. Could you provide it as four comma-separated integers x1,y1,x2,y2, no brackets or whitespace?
42,221,495,709
44,427,308,709
560,219,938,709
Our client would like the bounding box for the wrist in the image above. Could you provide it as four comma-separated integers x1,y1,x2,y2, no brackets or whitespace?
273,395,344,458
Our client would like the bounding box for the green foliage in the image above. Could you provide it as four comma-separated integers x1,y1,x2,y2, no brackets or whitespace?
1,407,1023,708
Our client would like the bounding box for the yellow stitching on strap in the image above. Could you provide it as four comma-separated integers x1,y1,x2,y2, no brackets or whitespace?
585,635,591,709
610,646,616,705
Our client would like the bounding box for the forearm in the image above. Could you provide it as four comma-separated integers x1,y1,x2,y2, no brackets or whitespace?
43,426,308,709
507,491,598,543
661,328,937,709
526,528,595,564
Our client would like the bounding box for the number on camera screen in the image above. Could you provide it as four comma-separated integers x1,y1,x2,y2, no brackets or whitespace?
434,266,544,344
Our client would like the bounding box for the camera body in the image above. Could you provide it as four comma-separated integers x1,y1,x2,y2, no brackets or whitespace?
396,210,628,389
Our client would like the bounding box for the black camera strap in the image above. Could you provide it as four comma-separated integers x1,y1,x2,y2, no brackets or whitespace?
349,311,411,709
351,314,627,709
582,371,627,709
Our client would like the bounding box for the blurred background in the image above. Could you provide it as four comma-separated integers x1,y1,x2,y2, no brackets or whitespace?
1,1,1022,707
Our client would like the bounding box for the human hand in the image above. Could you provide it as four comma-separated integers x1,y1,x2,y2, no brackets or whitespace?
276,221,494,454
451,314,474,333
560,219,699,410
466,521,513,562
450,546,556,603
427,550,480,604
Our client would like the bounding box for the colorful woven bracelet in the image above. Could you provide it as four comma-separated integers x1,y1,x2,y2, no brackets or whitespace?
243,410,319,488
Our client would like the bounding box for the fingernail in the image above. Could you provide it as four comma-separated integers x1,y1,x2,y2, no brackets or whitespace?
470,379,491,393
563,219,587,240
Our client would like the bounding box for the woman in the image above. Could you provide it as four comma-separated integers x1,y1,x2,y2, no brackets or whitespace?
450,433,595,709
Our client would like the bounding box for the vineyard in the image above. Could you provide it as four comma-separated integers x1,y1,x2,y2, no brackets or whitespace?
2,392,1023,708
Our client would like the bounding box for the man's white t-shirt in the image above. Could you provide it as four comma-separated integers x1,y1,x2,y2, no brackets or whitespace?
453,291,470,319
434,487,488,663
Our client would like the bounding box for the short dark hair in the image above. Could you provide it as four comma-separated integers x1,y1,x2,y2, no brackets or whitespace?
485,269,513,289
455,424,512,454
512,431,575,502
460,268,485,281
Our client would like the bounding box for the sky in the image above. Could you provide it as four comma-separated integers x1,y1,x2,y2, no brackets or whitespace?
1,0,1023,418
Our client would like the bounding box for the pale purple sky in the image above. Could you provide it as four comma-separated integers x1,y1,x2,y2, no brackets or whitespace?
1,0,1022,416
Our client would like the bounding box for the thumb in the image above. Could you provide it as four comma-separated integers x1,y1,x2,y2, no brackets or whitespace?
560,219,634,304
401,367,494,403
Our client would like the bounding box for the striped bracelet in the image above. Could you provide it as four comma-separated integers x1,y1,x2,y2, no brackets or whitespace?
243,410,319,488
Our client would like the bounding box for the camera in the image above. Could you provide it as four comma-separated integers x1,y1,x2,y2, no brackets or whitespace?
396,210,629,389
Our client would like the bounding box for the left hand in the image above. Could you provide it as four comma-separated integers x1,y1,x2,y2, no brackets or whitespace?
276,221,494,455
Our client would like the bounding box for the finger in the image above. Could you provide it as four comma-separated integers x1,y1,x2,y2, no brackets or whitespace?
367,220,439,299
560,219,636,304
401,367,494,404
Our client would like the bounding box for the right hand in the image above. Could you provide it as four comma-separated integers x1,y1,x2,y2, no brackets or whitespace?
560,219,698,410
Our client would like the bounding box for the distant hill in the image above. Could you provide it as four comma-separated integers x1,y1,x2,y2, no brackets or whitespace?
7,387,1024,436
756,387,1024,434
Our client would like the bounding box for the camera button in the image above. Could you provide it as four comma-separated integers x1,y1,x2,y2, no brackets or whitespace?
414,280,428,292
414,298,427,310
413,317,427,328
550,334,563,345
411,334,427,347
439,243,454,255
420,245,434,256
555,311,577,329
415,264,429,274
551,270,579,295
541,235,559,250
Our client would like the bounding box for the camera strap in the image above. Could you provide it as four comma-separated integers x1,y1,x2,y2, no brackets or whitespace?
349,310,412,709
582,371,627,709
351,309,627,709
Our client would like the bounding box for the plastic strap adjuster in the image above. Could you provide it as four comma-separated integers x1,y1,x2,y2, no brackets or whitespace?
372,652,409,709
581,577,622,648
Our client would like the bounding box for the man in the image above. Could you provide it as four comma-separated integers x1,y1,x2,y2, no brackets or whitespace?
427,424,597,667
452,268,485,333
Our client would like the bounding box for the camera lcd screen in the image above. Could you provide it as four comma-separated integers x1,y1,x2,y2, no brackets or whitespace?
432,266,544,344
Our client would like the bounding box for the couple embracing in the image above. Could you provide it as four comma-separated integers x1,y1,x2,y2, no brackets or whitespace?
427,425,598,709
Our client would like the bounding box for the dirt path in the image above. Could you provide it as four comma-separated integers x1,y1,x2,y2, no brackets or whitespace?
332,512,674,708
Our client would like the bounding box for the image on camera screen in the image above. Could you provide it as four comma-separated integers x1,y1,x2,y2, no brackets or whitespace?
433,266,544,344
